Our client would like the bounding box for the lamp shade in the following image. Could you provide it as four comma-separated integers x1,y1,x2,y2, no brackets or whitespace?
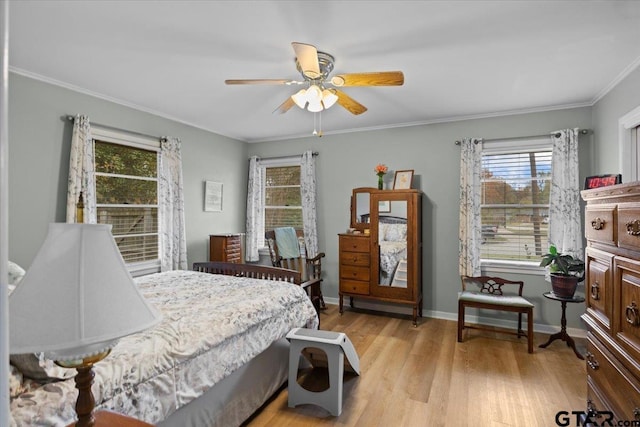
9,223,162,360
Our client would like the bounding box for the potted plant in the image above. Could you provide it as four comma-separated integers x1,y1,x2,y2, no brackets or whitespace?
539,245,585,298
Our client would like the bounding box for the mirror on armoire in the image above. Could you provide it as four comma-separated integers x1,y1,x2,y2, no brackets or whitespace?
350,187,372,230
375,198,408,287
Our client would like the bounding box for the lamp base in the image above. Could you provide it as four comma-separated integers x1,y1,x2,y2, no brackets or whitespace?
66,411,154,427
57,350,111,427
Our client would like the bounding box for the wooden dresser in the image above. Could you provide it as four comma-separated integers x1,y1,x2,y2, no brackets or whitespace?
338,188,422,325
209,234,243,263
582,182,640,421
338,233,371,296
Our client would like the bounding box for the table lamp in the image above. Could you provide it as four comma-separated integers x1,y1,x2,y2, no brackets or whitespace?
9,223,162,427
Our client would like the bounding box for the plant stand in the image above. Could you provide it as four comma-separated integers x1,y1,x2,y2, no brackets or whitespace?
538,291,585,359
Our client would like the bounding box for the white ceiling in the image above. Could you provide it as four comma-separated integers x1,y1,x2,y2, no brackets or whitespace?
8,1,640,143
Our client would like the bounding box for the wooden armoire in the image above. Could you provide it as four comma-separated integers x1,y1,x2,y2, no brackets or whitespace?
582,182,640,421
338,188,423,325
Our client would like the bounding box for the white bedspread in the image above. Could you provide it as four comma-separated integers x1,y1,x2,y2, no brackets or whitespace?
10,270,319,426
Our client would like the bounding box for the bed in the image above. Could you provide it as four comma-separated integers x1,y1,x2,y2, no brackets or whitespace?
9,262,319,427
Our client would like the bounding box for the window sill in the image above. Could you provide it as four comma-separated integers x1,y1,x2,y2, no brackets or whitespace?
481,260,545,276
128,260,161,277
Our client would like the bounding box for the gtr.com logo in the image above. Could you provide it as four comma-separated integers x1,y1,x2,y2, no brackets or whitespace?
555,410,640,426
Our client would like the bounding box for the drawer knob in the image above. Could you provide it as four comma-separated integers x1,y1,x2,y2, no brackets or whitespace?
585,351,599,370
626,301,640,327
627,220,640,236
590,281,600,301
591,217,605,230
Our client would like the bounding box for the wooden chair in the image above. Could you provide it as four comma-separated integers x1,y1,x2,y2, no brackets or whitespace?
458,275,534,353
265,229,326,309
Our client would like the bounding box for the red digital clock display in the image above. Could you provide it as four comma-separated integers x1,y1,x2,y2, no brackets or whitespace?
584,174,621,189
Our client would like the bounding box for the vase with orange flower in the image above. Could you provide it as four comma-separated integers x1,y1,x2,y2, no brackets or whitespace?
374,163,388,190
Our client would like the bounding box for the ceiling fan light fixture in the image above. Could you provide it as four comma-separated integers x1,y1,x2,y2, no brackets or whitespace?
291,89,308,109
321,89,338,109
306,85,322,102
307,100,323,113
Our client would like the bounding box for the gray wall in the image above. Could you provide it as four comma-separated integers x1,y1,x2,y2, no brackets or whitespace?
248,107,593,329
591,66,640,174
9,66,640,331
8,73,248,269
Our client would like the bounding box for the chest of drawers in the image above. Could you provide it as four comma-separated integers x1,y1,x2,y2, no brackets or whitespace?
209,234,243,263
338,234,371,296
582,183,640,422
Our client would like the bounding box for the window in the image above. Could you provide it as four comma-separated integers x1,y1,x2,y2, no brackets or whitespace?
480,138,551,267
92,127,160,275
264,163,302,231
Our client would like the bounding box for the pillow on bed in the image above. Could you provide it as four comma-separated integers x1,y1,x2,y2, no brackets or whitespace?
384,224,407,242
10,353,75,382
8,261,26,286
9,364,25,398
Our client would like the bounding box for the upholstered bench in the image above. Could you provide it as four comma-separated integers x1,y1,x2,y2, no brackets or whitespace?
457,276,534,353
286,328,360,416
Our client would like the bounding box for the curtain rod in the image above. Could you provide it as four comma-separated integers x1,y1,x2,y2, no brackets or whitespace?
66,115,164,142
455,129,591,145
251,152,319,161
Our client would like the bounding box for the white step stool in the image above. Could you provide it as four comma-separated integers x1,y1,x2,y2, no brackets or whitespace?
286,327,360,416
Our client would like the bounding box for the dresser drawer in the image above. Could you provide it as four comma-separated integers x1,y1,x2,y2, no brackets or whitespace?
339,251,370,267
340,265,371,282
586,248,613,334
618,204,640,251
585,205,616,245
340,279,370,295
339,235,370,253
587,377,619,424
587,334,640,420
617,257,640,359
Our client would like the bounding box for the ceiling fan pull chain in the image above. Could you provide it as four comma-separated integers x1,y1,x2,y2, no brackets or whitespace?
312,112,317,136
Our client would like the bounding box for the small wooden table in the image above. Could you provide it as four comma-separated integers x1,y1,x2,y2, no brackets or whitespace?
538,292,585,360
66,410,153,427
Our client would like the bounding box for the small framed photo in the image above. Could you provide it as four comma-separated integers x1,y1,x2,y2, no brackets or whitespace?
393,170,414,190
584,174,621,190
204,181,223,212
378,200,391,213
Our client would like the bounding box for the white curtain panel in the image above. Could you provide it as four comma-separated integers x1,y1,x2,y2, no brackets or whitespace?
458,138,483,277
66,114,97,223
245,156,264,262
300,150,319,257
159,137,188,271
549,128,583,259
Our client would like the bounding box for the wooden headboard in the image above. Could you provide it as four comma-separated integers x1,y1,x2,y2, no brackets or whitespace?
192,261,302,284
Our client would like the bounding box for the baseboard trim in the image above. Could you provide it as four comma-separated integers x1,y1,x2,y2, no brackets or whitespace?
321,297,586,339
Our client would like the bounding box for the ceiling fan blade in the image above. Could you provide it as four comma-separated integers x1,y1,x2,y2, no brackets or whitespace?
292,42,321,79
334,89,367,115
273,97,296,114
225,79,302,85
330,71,404,87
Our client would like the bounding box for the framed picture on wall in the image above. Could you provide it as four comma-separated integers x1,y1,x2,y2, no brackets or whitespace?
393,170,414,190
204,181,223,212
584,174,622,190
379,200,391,213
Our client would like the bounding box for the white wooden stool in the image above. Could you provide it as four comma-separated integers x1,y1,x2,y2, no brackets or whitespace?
286,328,360,416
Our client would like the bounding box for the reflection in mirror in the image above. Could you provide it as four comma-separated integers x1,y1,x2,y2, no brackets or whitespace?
378,200,408,287
353,190,371,227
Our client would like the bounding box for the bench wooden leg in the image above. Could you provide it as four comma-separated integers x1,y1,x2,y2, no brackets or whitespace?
527,308,534,354
457,300,465,342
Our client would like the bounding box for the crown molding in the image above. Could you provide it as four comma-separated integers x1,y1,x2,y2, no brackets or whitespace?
11,66,595,145
591,54,640,105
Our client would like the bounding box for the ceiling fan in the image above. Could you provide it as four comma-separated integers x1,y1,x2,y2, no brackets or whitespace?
225,42,404,116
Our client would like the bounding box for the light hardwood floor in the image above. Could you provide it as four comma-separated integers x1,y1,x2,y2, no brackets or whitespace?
247,304,586,427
